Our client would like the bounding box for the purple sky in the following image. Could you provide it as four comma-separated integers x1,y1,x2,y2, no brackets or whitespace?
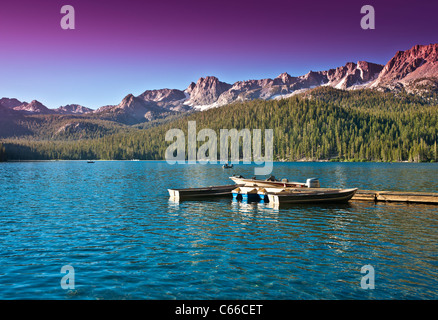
1,0,437,109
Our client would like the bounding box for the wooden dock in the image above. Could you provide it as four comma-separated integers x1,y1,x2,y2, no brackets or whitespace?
353,189,438,204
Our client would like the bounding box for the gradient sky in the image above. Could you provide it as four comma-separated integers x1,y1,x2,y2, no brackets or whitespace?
1,0,437,109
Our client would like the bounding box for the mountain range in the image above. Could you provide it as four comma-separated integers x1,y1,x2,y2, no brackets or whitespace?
1,43,437,125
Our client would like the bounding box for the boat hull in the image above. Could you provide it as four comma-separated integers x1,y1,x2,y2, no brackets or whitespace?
168,184,241,200
267,188,358,204
230,177,306,188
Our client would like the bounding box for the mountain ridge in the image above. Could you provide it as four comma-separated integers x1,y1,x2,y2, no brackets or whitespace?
2,44,437,123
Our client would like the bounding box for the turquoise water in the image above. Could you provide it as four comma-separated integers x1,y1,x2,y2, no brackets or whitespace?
0,161,437,299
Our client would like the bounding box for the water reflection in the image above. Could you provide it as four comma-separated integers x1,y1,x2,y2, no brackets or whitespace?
333,164,347,188
231,199,257,214
1,161,437,300
167,199,180,211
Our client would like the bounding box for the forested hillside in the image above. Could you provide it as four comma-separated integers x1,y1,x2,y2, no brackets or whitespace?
1,88,437,162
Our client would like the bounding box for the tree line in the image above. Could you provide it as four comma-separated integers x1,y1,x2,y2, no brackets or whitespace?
2,88,437,162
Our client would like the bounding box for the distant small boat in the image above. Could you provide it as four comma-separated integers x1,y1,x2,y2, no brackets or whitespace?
87,160,95,163
266,188,358,204
223,164,233,169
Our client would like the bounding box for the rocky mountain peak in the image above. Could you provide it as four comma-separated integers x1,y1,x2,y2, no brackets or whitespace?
56,104,93,114
356,61,384,82
275,72,295,84
185,76,232,107
0,97,24,109
186,82,196,94
138,88,186,103
197,76,219,84
374,43,438,86
94,93,163,125
298,70,327,87
137,88,189,112
122,94,135,103
13,100,54,114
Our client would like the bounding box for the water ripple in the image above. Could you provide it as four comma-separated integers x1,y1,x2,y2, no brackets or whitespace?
0,161,437,299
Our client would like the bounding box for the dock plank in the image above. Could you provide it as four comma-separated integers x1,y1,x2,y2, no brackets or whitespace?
352,190,438,204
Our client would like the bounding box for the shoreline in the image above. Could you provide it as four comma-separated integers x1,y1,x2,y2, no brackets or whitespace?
2,159,436,164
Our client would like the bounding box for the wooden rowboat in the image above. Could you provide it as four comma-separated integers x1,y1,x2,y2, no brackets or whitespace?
266,188,358,204
168,184,242,200
230,175,307,188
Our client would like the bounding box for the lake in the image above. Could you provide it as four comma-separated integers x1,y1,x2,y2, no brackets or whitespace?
0,161,437,299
